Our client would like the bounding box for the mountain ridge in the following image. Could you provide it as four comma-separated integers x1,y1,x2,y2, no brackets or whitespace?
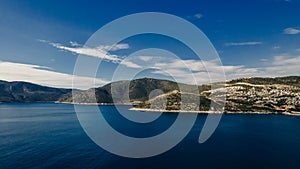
0,80,71,103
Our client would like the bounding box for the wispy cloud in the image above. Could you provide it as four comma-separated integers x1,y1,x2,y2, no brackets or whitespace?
273,55,300,65
137,56,160,62
264,55,300,77
70,41,81,47
123,55,244,84
150,59,243,84
100,43,130,51
120,60,142,69
51,42,120,62
125,53,300,84
225,41,263,46
260,58,268,62
186,13,203,20
194,13,203,19
42,40,122,62
283,27,300,34
231,54,300,78
39,40,139,68
0,61,108,89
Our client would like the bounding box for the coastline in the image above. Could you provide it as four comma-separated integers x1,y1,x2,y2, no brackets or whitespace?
2,101,299,116
56,101,133,106
129,107,300,116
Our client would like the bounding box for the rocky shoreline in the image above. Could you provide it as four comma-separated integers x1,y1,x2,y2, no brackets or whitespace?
56,102,300,116
130,107,300,116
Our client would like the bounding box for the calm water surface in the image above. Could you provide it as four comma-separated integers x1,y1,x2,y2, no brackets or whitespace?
0,103,300,169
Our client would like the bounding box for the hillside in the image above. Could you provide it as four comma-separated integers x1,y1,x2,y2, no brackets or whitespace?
137,90,214,111
135,76,300,114
0,80,71,103
223,79,300,113
1,76,300,114
228,76,300,86
60,78,195,104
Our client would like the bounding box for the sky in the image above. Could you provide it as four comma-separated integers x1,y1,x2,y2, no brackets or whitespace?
0,0,300,89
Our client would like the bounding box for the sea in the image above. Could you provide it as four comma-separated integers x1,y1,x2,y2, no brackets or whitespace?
0,103,300,169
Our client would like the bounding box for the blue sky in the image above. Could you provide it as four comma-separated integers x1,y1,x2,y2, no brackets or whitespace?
0,0,300,89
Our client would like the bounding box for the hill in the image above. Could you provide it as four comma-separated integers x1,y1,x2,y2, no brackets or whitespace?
60,78,190,104
0,80,71,103
134,76,300,114
1,76,300,115
228,76,300,86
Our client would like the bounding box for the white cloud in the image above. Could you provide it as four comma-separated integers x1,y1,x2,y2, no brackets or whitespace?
120,60,142,69
260,58,268,62
40,40,140,68
125,57,243,84
273,55,300,65
100,43,130,51
230,55,300,78
152,59,243,73
273,46,281,50
194,13,203,19
283,27,300,34
138,56,155,62
50,42,121,62
123,53,300,84
186,13,203,20
70,41,81,47
0,61,108,89
225,41,263,46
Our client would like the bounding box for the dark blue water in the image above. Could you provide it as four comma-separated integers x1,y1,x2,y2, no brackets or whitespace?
0,103,300,169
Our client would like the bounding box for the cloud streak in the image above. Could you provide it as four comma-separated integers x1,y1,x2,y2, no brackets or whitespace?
273,55,300,65
40,40,140,68
49,42,121,62
283,27,300,34
70,41,81,47
225,41,263,46
194,13,203,19
151,59,244,84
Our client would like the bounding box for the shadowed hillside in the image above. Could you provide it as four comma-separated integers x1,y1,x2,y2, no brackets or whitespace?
0,80,71,102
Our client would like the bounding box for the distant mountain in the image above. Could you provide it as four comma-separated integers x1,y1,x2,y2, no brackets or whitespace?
0,80,71,103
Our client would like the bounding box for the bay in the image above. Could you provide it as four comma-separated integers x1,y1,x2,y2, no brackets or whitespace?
0,103,300,169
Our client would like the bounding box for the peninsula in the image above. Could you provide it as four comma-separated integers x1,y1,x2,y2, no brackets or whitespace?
1,76,300,115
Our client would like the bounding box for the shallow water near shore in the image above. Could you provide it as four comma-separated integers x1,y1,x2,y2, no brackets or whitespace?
1,103,300,169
